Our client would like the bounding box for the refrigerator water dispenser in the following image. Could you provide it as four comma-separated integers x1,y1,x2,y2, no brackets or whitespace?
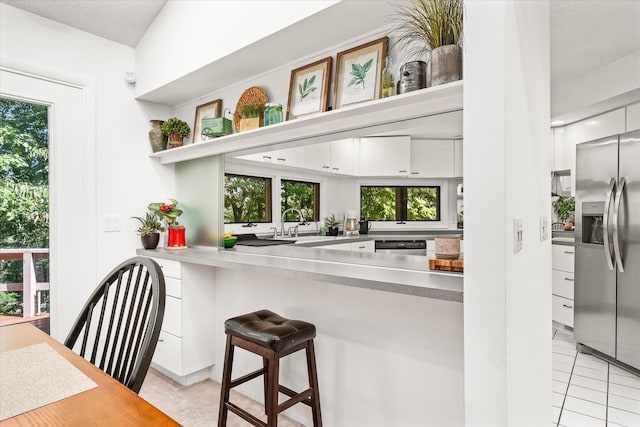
581,201,605,245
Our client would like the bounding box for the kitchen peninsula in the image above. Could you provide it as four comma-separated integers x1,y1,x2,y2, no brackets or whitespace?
137,240,465,425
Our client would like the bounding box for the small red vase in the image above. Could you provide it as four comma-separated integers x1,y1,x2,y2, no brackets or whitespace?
167,225,186,248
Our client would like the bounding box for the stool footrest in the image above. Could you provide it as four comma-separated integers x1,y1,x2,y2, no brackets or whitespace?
230,368,265,389
279,384,313,407
226,402,267,427
278,388,313,413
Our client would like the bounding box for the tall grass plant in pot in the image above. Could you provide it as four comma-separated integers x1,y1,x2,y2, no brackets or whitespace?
392,0,463,86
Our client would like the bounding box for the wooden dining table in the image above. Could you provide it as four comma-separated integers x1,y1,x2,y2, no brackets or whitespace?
0,323,180,426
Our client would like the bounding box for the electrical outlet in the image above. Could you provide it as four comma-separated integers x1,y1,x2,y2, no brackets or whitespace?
513,218,524,253
540,216,549,241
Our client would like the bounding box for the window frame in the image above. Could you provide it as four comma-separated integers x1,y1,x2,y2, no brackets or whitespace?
359,184,441,222
224,173,273,224
280,178,320,222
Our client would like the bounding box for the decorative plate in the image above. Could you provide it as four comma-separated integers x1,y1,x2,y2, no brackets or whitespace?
234,86,268,132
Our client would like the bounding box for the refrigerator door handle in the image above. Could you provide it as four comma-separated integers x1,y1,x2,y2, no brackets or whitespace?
603,177,616,271
612,177,626,272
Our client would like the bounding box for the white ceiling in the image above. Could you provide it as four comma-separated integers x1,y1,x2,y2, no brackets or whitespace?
1,0,167,47
2,0,639,104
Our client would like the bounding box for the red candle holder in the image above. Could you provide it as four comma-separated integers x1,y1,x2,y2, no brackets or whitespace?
167,225,187,249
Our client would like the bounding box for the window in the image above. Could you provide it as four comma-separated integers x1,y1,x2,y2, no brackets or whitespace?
360,186,440,221
224,174,272,223
281,179,319,221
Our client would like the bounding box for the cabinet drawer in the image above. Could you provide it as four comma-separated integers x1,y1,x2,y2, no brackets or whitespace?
351,241,375,252
165,277,182,299
162,295,182,337
552,295,574,328
153,258,181,279
552,269,574,300
152,331,182,374
552,245,575,273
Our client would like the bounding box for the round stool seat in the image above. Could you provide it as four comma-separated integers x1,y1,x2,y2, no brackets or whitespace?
225,309,316,352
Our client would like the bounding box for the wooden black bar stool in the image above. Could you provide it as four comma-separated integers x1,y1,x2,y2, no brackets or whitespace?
218,309,322,427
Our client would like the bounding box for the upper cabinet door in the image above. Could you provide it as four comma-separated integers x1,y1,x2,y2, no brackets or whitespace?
330,138,358,175
305,142,331,172
359,136,411,176
627,102,640,132
409,139,455,178
272,146,306,168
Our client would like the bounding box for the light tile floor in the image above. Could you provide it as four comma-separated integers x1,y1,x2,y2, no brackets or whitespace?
552,324,640,427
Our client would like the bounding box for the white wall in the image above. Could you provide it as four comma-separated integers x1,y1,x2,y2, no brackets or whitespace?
463,1,552,425
135,0,338,98
0,4,173,337
211,267,465,426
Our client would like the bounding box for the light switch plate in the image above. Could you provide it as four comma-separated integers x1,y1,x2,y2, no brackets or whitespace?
513,217,524,253
103,215,121,232
540,216,549,241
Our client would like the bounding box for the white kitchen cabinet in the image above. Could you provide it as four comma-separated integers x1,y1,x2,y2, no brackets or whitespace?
553,127,566,171
150,258,215,386
236,146,305,169
330,138,359,175
359,136,411,176
454,139,463,177
627,102,640,132
272,146,306,168
551,244,575,328
319,240,374,252
563,108,626,196
410,139,455,178
305,139,359,175
305,142,331,172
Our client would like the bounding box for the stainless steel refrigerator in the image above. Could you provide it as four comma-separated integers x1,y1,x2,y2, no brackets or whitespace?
574,129,640,373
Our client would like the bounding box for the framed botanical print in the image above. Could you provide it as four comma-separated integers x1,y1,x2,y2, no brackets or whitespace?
334,36,388,110
193,99,222,143
286,57,333,121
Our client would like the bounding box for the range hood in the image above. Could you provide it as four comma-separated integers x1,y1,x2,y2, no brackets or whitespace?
551,169,571,196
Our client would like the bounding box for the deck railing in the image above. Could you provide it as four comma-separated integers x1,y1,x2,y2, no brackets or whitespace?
0,248,50,317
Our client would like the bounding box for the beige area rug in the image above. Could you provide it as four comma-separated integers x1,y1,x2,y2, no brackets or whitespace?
139,369,303,427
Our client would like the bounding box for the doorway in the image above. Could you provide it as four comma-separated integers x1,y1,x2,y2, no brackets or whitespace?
0,97,50,332
0,68,96,341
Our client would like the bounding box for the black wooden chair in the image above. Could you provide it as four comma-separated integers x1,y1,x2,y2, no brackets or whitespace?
64,256,166,393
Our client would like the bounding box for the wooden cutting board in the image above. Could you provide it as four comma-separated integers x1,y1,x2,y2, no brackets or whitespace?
429,258,464,273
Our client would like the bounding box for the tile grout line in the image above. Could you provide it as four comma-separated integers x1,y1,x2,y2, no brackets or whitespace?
557,347,579,426
606,361,610,425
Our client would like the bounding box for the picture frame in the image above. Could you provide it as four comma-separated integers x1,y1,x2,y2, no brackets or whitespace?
334,36,388,110
286,57,333,121
193,99,222,143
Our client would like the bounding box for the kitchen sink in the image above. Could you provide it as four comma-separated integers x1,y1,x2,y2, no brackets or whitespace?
234,234,296,246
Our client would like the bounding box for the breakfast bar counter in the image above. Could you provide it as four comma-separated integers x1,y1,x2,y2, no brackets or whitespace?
137,242,463,302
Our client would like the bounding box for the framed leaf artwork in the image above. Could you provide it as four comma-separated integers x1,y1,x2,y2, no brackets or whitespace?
193,99,222,143
286,57,332,121
334,36,388,110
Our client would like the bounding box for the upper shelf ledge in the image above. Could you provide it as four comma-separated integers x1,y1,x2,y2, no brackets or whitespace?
150,80,463,165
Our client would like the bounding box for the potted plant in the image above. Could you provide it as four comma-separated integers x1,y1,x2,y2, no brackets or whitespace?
148,198,187,248
132,212,165,249
392,0,463,86
238,103,264,132
553,196,575,230
324,213,340,236
161,117,191,148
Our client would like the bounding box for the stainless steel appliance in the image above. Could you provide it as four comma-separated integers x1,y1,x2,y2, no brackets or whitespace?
375,240,426,256
574,130,640,374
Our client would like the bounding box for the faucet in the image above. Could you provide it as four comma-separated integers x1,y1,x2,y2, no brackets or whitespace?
281,208,305,237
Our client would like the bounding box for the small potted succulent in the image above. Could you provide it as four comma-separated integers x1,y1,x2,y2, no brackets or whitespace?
238,103,264,132
324,213,340,236
148,198,186,248
132,212,165,249
161,117,191,148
